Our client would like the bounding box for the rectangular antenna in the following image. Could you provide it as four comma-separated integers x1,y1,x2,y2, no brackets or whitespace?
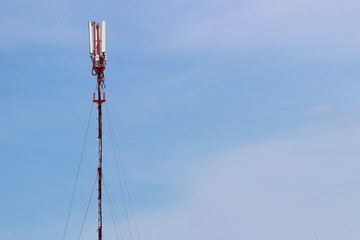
88,22,93,54
89,21,106,74
101,21,106,53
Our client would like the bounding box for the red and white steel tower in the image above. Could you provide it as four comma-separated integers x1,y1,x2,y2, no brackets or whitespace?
88,20,106,240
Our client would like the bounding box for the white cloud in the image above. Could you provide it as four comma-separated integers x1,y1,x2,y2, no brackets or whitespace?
166,0,360,54
306,105,333,116
5,0,360,55
1,19,84,49
135,126,360,240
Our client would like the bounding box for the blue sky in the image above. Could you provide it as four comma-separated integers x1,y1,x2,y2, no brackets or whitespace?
2,0,360,239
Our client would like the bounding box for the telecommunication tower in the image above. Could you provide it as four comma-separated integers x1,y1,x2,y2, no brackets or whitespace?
88,20,106,240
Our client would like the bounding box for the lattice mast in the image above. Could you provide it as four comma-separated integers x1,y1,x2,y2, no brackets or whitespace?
88,20,107,240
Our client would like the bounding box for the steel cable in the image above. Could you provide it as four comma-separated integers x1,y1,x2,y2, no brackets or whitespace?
105,103,141,240
104,177,125,240
104,103,133,240
62,103,94,240
78,175,97,240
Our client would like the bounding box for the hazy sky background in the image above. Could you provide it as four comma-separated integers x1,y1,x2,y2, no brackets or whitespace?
2,0,360,239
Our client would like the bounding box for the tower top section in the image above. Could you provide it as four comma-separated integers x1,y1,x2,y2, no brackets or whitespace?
88,21,106,76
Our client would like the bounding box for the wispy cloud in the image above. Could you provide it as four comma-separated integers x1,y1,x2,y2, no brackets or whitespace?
165,0,360,55
306,105,333,116
135,126,360,240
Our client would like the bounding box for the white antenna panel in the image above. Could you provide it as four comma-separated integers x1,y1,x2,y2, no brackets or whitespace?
101,21,106,53
88,22,93,54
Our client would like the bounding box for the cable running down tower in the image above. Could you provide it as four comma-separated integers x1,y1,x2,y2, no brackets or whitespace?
88,20,106,240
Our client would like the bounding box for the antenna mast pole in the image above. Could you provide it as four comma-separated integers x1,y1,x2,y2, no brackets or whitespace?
88,21,107,240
